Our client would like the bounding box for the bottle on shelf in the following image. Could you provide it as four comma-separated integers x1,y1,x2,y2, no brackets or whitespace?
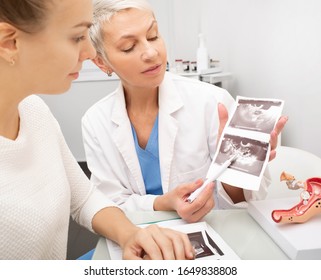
210,58,220,68
174,59,183,73
183,60,190,72
196,33,209,73
190,61,197,72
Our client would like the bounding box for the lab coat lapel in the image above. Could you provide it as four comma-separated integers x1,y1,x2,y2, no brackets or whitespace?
111,86,146,194
159,73,184,193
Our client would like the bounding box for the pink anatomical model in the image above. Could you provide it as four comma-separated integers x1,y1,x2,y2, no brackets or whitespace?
272,172,321,223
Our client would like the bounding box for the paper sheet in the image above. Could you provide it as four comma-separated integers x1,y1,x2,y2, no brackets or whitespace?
208,96,284,190
105,219,240,260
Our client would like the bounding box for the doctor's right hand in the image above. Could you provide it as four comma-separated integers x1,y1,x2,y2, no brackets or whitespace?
153,179,215,223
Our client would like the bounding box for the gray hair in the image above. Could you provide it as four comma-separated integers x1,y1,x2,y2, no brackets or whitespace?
90,0,154,62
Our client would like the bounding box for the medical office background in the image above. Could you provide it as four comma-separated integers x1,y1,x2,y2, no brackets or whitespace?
40,0,321,163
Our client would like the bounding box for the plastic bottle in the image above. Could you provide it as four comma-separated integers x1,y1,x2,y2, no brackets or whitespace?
190,61,197,72
174,59,183,73
196,33,209,73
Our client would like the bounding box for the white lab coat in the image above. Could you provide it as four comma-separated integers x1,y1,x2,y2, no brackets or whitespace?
82,72,270,211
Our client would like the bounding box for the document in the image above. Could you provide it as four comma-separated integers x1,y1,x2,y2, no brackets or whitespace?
208,96,284,191
105,219,240,260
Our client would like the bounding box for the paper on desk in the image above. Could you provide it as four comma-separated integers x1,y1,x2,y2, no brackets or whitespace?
208,96,284,191
106,219,239,260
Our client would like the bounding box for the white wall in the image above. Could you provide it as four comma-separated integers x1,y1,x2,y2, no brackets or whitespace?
41,0,321,161
164,0,321,158
40,80,119,161
201,0,321,157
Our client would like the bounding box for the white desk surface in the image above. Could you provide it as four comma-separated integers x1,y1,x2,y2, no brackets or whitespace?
92,209,288,260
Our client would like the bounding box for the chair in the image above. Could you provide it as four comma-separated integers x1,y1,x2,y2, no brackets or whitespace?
266,146,321,199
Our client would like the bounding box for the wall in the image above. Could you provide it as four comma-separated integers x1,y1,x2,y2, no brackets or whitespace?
40,80,119,161
41,0,321,160
164,0,321,157
200,0,321,157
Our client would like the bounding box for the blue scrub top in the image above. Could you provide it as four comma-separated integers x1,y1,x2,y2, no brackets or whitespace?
131,114,163,195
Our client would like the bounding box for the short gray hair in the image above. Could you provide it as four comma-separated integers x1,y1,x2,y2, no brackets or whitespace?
90,0,153,62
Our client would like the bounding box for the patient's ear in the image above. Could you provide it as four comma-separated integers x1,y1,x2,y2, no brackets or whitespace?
0,23,18,62
92,55,110,73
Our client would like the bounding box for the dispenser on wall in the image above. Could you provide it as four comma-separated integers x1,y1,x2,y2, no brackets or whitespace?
196,33,209,73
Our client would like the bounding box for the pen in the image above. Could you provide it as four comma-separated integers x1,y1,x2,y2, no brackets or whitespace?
187,154,238,203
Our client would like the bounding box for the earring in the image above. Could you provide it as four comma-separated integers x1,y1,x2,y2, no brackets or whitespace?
10,58,15,66
106,70,112,77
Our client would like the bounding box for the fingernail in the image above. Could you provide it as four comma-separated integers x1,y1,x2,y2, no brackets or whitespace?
189,250,195,259
195,178,203,185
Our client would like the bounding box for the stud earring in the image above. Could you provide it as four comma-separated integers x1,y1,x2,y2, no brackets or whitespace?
10,58,15,66
106,70,112,77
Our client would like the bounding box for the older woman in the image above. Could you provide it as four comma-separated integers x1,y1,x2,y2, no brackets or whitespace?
82,0,287,222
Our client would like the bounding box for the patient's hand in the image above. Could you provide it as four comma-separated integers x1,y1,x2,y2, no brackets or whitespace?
122,225,195,260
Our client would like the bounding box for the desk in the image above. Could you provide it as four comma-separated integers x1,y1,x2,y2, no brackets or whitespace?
92,209,288,260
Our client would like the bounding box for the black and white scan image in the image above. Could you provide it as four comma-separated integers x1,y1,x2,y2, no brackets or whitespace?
207,96,284,190
229,99,283,133
188,231,224,258
215,134,269,177
106,220,240,260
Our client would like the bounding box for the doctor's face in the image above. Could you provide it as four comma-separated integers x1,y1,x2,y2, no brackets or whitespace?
101,8,167,92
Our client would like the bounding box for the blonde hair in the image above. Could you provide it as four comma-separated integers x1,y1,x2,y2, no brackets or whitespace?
90,0,154,62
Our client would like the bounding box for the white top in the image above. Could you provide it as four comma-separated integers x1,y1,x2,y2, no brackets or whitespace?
82,72,271,211
0,95,117,260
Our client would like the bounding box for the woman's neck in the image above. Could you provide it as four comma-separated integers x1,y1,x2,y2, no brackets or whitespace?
124,87,159,115
124,87,159,149
0,94,21,140
0,65,26,140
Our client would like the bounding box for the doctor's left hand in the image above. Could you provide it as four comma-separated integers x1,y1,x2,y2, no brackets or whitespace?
269,115,288,161
217,103,288,161
153,179,215,223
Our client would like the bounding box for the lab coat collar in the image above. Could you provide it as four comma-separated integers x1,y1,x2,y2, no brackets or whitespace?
111,72,184,122
110,73,185,194
159,72,184,114
158,72,184,193
111,84,146,194
110,84,127,126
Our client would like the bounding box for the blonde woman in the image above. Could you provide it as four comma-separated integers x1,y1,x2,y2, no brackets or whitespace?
82,0,287,222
